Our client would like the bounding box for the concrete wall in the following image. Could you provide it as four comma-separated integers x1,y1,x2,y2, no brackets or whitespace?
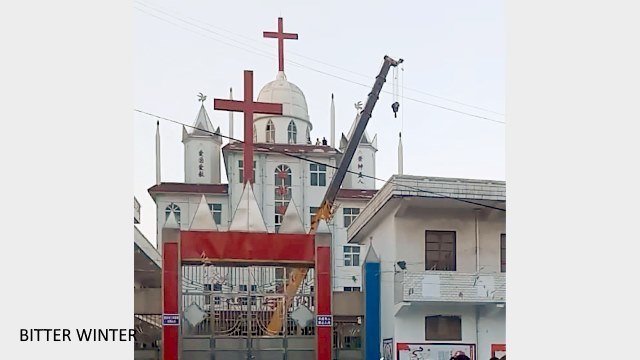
395,304,478,344
333,291,364,316
477,306,506,360
395,207,506,274
359,207,398,345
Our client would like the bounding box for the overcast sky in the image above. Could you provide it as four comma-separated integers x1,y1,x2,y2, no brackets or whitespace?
133,0,505,246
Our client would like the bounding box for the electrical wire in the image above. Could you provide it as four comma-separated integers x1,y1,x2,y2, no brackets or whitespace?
135,109,505,212
133,2,505,124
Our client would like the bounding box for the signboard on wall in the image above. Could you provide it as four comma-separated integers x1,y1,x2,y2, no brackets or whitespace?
397,343,476,360
383,338,394,360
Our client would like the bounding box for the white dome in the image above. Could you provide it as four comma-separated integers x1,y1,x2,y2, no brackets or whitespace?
255,71,311,126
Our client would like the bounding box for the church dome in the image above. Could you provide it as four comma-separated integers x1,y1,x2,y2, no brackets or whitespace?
255,71,311,126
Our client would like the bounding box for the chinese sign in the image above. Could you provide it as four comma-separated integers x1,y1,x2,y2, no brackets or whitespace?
198,150,205,177
316,315,332,327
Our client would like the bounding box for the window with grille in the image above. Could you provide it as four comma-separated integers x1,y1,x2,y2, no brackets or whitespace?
165,203,181,225
310,163,327,186
208,203,222,225
238,160,256,183
287,120,297,144
274,165,292,230
425,230,456,271
266,120,275,143
425,315,462,341
343,246,360,266
343,208,360,227
500,233,506,273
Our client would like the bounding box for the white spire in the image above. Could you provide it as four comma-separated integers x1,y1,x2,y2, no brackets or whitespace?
191,104,217,136
190,195,218,231
155,121,161,185
278,198,304,234
228,87,234,142
330,93,335,148
229,183,268,233
398,132,404,175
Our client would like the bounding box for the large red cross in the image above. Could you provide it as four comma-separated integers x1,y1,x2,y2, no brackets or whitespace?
263,17,298,72
214,70,283,185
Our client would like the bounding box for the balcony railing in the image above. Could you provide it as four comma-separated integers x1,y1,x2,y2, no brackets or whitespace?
394,271,505,304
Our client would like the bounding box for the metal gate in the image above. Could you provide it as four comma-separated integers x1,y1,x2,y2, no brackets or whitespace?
181,265,316,360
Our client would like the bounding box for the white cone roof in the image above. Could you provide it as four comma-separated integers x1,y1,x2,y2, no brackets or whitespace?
229,183,268,232
277,198,305,234
190,195,218,231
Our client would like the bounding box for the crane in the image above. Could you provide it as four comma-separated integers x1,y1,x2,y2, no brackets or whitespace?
266,55,404,334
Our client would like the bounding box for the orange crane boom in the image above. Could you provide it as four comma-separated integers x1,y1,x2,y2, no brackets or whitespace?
266,55,404,334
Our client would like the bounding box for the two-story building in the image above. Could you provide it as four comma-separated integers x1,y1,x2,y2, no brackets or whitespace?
348,175,506,360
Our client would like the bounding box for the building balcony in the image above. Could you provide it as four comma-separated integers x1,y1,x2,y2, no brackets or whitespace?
394,271,506,305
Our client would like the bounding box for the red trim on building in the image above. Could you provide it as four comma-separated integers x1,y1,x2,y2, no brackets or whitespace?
148,182,228,196
223,142,340,155
180,231,315,265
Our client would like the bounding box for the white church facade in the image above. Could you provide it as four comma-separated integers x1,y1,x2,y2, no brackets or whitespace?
149,69,378,294
348,175,506,360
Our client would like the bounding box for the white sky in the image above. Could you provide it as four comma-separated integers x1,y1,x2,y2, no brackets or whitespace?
133,0,505,246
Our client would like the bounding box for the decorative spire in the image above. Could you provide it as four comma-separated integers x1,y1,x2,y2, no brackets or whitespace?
330,94,335,148
189,195,218,231
228,87,234,142
278,199,304,234
155,121,161,185
191,95,217,136
398,132,404,175
229,182,268,233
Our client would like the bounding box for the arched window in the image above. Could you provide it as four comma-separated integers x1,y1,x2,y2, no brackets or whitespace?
266,120,275,143
274,164,292,230
253,124,257,143
306,127,311,144
165,203,181,225
287,120,297,144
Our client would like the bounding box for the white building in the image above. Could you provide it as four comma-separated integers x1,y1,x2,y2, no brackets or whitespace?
347,175,506,360
149,70,379,292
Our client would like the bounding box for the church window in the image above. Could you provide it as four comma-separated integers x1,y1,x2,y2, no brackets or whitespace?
343,208,360,227
238,160,256,183
343,246,360,266
165,203,181,225
310,163,327,186
287,120,297,144
274,164,292,231
425,315,462,341
425,230,456,271
208,203,222,225
266,120,275,143
306,127,311,144
253,124,257,143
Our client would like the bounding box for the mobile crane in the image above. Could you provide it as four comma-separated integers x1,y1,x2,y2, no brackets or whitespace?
266,55,404,334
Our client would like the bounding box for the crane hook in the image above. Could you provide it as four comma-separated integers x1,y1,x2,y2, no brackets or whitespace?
391,101,400,118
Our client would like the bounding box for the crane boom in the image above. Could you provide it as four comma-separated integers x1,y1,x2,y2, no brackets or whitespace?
266,55,403,335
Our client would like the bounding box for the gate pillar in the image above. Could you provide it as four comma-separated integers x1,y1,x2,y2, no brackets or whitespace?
161,212,180,360
315,222,332,360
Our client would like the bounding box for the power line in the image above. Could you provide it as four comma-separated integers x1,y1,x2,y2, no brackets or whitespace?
133,3,505,124
135,109,505,212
